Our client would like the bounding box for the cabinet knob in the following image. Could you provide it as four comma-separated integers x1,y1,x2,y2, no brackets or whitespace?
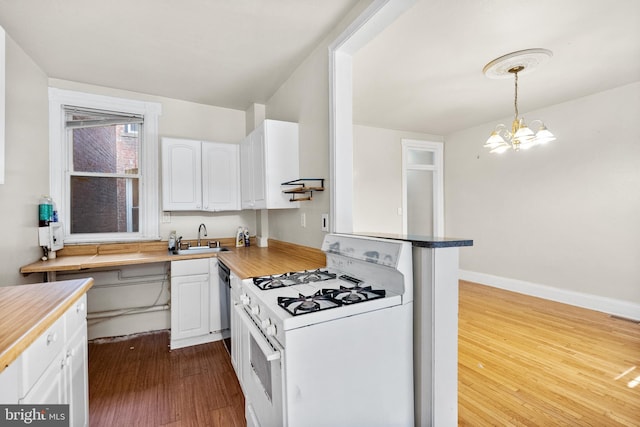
77,302,86,313
47,332,58,345
251,305,260,315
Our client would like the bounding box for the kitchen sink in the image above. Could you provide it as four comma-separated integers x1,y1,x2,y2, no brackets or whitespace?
175,246,230,255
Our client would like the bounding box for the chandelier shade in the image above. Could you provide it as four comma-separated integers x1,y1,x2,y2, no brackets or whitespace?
483,49,556,153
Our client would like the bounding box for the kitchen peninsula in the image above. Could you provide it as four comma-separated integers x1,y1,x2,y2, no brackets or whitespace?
355,232,473,427
17,233,470,426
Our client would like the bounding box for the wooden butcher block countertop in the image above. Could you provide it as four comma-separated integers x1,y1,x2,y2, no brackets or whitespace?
0,278,94,373
19,239,326,280
218,240,326,279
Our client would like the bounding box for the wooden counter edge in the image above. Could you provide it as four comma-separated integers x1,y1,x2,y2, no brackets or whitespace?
19,251,226,274
0,278,94,373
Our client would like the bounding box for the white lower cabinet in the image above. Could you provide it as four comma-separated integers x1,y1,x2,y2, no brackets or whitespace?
170,258,229,349
0,294,89,426
171,272,210,342
66,323,89,427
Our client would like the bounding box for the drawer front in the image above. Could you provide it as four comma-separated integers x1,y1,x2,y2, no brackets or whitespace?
20,315,65,397
171,259,210,276
65,294,88,338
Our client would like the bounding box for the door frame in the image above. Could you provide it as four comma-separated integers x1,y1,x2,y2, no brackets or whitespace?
401,139,444,236
328,0,418,233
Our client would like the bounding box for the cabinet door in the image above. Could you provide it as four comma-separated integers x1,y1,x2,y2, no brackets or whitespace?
171,274,210,341
251,127,267,209
66,325,89,427
20,354,65,405
162,138,202,211
263,120,299,209
202,142,240,211
240,135,254,209
0,357,20,403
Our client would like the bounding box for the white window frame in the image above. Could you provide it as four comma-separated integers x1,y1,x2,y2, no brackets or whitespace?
48,88,162,243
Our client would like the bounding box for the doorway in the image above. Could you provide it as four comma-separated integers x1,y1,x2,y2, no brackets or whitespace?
402,139,443,236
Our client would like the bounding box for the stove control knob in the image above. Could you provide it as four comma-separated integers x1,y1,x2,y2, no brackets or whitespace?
260,318,271,328
251,305,260,315
266,324,277,336
241,294,250,305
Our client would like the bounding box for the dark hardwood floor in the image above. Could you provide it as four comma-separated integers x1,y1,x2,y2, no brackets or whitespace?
88,282,640,426
88,332,244,426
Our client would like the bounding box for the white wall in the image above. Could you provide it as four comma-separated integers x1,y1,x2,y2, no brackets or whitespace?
0,39,255,287
46,79,256,245
0,35,50,286
353,124,442,234
264,1,374,249
445,82,640,306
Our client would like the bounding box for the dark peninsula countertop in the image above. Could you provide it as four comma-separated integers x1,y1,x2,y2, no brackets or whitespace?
353,232,473,248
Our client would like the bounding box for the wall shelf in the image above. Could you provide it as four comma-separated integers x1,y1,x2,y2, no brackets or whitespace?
281,178,324,202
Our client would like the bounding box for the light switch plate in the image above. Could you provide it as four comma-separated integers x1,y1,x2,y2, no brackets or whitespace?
321,213,329,231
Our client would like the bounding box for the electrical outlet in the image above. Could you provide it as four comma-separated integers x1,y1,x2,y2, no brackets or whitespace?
301,213,306,228
321,213,329,231
162,211,171,223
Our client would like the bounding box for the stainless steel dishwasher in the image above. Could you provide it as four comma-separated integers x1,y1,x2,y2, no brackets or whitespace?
217,260,231,354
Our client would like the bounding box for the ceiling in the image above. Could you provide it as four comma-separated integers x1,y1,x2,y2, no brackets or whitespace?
1,0,639,136
354,0,640,135
0,0,360,110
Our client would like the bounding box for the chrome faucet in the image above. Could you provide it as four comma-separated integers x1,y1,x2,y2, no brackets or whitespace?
197,223,207,247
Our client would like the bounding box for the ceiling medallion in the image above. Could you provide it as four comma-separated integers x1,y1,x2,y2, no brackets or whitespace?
483,49,556,154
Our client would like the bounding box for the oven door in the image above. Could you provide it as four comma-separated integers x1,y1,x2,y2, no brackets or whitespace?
235,305,284,427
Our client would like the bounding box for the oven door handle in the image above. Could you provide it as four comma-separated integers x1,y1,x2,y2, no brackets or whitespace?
235,305,281,362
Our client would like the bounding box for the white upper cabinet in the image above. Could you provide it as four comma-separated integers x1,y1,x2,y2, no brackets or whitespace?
162,138,202,211
202,142,240,212
241,120,300,209
162,138,240,212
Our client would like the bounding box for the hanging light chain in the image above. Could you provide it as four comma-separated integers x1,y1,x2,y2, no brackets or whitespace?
513,70,519,119
510,65,524,121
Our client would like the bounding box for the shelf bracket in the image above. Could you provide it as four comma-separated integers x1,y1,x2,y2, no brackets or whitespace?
281,178,325,202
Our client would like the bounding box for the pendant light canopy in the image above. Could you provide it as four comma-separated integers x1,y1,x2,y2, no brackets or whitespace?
483,49,556,154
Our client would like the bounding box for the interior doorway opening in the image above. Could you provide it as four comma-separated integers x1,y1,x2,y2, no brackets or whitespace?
402,139,444,236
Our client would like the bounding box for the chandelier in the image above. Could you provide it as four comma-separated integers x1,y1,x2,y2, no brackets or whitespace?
483,49,556,154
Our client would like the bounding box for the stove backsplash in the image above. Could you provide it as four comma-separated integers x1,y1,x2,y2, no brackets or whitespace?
322,234,401,267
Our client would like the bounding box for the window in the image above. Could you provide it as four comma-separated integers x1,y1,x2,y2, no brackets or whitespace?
49,88,161,243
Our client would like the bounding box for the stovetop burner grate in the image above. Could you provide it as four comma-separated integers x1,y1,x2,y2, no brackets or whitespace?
323,284,386,305
277,283,386,316
253,269,336,290
277,291,341,316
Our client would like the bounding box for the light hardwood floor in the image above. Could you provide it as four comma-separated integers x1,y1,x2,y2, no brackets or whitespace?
458,281,640,426
88,281,640,426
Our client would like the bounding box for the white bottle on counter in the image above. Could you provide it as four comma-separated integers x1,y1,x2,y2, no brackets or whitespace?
236,227,244,247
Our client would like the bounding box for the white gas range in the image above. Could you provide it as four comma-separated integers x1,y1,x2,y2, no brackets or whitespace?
233,233,414,427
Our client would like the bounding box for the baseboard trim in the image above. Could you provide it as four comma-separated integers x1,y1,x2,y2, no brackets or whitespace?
459,270,640,321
